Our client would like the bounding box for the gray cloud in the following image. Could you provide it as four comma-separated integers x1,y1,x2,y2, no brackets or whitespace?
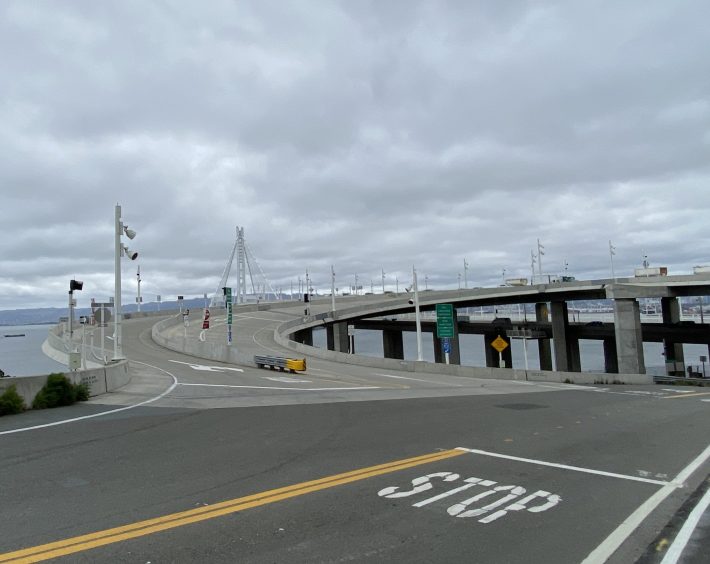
1,0,709,311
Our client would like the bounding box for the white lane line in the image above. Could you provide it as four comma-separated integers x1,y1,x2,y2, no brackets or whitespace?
662,389,697,394
660,485,710,564
373,373,458,385
234,314,284,322
252,325,288,356
177,383,380,392
0,361,179,436
581,443,710,564
455,447,672,486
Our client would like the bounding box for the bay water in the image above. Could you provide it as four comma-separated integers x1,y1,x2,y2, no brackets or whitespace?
0,324,66,377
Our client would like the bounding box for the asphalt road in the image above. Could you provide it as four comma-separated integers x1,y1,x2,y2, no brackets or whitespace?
1,310,709,563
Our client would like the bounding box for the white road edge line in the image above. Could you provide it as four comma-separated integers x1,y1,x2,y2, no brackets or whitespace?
0,361,179,436
178,383,380,392
455,447,672,486
660,485,710,564
581,443,710,564
373,373,458,385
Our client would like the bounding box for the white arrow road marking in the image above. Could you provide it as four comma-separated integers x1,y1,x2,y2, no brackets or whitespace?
169,360,244,372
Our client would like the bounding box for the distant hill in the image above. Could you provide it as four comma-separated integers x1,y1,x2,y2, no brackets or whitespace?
0,299,209,326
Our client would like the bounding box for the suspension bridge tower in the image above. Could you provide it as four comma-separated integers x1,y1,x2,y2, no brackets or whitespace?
210,227,276,307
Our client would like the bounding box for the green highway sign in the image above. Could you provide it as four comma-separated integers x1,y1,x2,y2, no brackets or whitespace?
436,303,455,338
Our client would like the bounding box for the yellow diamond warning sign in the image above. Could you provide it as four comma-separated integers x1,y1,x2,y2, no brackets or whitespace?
491,335,509,353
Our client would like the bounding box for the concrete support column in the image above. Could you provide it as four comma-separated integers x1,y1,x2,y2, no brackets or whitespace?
603,337,618,373
383,329,404,359
535,302,553,371
328,322,349,353
293,328,313,346
661,297,685,375
614,298,646,374
484,333,512,368
568,337,581,372
551,301,580,372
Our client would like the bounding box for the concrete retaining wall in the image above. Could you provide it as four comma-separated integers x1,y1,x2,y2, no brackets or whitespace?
0,361,130,405
152,315,255,366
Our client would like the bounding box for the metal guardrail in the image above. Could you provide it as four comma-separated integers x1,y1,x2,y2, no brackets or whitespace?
254,355,307,373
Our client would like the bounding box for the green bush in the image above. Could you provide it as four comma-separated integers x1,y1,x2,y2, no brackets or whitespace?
32,373,89,410
75,382,90,401
0,385,26,416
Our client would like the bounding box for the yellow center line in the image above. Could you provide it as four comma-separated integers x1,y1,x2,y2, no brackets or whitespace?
0,449,464,563
664,391,710,399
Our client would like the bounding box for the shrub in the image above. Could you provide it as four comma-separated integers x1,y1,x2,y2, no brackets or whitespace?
0,385,26,416
75,382,90,401
32,373,88,409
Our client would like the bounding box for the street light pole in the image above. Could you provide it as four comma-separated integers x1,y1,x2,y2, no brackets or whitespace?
113,204,138,361
114,204,122,360
136,265,141,313
609,240,616,280
413,265,423,361
463,259,469,289
331,265,336,312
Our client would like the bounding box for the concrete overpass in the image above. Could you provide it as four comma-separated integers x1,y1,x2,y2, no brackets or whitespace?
280,273,710,377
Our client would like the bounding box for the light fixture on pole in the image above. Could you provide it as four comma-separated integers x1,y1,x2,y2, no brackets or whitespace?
113,204,138,361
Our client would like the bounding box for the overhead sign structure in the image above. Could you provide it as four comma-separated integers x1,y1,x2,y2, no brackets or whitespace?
436,303,455,338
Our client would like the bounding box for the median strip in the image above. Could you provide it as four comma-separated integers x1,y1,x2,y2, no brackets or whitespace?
0,449,464,563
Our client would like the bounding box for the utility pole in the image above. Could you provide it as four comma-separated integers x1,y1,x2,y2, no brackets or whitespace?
537,239,544,276
463,259,469,289
136,265,142,313
531,250,537,282
609,240,616,279
381,268,386,294
331,265,336,312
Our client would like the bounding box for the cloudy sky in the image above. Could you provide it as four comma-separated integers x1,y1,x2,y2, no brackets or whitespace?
1,0,709,310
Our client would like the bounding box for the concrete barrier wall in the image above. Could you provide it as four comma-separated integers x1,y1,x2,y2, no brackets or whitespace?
152,315,255,366
0,321,134,406
272,317,653,386
0,361,130,405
